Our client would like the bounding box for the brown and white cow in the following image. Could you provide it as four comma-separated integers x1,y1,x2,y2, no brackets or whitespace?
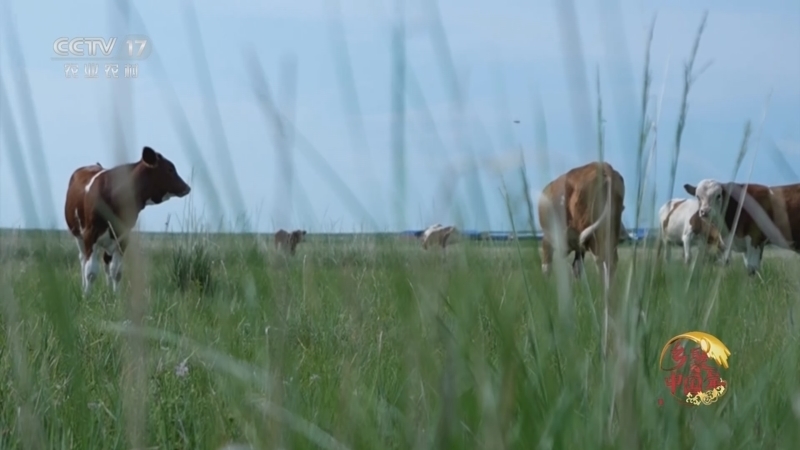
421,223,456,250
684,179,797,275
274,229,307,255
658,197,726,264
537,161,626,281
64,146,192,295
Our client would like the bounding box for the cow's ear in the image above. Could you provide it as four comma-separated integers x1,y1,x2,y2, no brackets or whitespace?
142,146,158,166
683,184,696,196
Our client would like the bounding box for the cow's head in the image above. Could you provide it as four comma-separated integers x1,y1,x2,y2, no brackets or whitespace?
684,179,724,220
139,146,192,205
290,230,307,246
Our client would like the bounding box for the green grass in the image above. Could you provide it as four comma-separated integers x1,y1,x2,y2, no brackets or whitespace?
0,230,798,449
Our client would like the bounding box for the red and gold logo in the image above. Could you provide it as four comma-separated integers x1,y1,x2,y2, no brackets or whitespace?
658,331,731,406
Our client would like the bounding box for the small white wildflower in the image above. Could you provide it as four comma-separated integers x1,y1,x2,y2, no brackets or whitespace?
217,444,253,450
175,359,189,378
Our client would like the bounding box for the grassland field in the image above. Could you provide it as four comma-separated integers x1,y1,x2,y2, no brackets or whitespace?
0,229,798,449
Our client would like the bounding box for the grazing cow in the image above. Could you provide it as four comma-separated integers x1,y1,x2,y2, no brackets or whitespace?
537,161,626,280
658,197,726,264
421,224,456,250
274,229,307,255
684,180,798,275
64,146,192,295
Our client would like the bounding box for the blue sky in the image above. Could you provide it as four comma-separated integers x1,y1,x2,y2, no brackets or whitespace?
1,0,798,233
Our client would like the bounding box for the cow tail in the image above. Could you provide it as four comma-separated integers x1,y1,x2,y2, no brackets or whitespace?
579,174,614,246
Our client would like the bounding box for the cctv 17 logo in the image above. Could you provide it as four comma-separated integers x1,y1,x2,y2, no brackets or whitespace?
658,331,732,407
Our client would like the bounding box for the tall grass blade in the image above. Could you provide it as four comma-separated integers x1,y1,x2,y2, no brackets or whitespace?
244,52,379,230
110,0,227,228
390,0,407,230
325,0,379,209
0,76,41,229
1,8,57,229
426,1,492,230
243,49,318,227
666,11,708,202
182,1,249,230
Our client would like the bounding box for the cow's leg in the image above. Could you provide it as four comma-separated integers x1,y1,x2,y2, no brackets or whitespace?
719,237,732,266
590,232,618,281
742,236,763,276
74,236,87,287
81,231,101,296
540,239,554,275
594,249,618,287
107,237,127,293
572,251,585,278
657,235,669,262
441,232,452,249
681,230,694,265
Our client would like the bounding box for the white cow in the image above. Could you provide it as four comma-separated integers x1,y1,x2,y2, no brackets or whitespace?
658,197,726,264
421,224,456,250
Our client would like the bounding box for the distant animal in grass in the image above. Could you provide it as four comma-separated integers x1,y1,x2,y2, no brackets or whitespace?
421,223,456,250
684,179,798,275
657,197,726,265
537,161,625,281
274,229,307,255
64,146,192,296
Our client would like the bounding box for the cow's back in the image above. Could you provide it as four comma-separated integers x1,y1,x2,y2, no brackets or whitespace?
657,200,675,233
719,183,787,248
64,165,104,237
660,199,694,236
565,162,624,233
537,173,570,234
766,183,800,249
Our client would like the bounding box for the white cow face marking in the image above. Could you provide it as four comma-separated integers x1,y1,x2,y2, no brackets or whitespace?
685,179,724,220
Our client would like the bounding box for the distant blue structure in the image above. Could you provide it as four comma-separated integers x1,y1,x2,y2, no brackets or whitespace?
459,229,483,240
400,230,424,238
399,228,653,242
627,228,650,241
